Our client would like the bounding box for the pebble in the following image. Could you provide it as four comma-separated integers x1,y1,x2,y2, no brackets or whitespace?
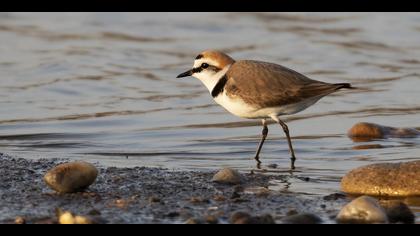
185,217,204,224
149,196,161,204
348,122,386,140
229,211,275,224
379,200,415,224
230,191,241,199
15,216,26,224
57,209,94,224
281,213,322,224
212,168,243,185
267,163,278,169
166,212,180,218
336,196,388,224
44,162,98,193
204,215,219,224
113,198,132,209
190,196,210,204
341,161,420,197
348,122,419,141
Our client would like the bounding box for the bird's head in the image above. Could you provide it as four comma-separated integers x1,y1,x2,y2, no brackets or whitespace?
177,50,235,91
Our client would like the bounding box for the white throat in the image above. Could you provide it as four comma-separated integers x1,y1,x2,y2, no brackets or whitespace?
193,65,231,93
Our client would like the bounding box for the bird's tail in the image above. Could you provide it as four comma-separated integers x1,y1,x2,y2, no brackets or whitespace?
334,83,355,90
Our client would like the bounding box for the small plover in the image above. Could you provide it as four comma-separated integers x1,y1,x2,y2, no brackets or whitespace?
177,50,352,169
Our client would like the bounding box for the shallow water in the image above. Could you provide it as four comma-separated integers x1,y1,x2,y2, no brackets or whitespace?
0,12,419,218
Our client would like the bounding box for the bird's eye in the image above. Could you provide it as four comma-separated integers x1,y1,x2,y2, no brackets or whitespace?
201,63,209,69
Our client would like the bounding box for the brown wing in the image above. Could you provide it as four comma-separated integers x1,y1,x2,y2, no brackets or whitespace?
225,60,342,108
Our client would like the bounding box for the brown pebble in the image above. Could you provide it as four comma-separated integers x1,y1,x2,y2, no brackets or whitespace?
286,209,298,216
149,196,161,203
15,216,26,224
44,162,98,193
348,122,386,140
255,187,270,197
348,122,419,142
230,212,252,224
204,215,219,224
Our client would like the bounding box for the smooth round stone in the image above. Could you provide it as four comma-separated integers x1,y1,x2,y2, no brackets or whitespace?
341,161,420,197
212,168,243,185
44,162,98,193
336,196,388,224
348,122,385,140
348,122,419,141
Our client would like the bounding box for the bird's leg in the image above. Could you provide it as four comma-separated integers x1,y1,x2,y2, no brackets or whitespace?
276,118,296,170
254,119,268,168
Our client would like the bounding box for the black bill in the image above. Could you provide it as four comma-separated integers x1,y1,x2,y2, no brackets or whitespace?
176,69,193,78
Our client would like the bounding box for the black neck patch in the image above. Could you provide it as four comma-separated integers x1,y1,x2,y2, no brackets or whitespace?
211,75,228,98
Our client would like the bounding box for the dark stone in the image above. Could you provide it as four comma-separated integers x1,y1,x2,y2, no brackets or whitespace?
282,213,323,224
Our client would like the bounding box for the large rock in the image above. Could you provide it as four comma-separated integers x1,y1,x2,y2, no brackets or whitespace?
336,196,388,224
44,162,98,193
348,122,419,141
341,161,420,197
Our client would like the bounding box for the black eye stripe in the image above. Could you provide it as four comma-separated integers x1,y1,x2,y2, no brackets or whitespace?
192,67,203,73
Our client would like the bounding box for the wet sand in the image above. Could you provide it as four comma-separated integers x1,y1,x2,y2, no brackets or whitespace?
0,154,348,224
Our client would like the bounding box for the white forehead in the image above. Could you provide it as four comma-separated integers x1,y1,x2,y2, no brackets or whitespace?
193,58,218,68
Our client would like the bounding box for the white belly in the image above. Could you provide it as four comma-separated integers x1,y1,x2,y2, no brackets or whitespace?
213,91,322,119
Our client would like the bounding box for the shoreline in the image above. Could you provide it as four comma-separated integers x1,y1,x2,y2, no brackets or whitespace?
0,153,362,224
